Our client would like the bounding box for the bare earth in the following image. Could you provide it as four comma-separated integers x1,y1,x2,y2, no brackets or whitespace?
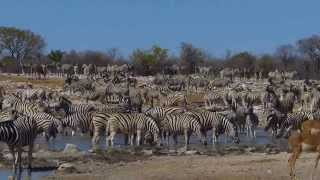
45,152,320,180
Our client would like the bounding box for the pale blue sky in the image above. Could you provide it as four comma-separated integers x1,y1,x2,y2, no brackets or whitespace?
1,0,319,57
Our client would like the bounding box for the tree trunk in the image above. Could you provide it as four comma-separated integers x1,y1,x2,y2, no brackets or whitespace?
18,59,25,74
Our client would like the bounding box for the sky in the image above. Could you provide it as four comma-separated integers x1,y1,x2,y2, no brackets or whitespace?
1,0,320,57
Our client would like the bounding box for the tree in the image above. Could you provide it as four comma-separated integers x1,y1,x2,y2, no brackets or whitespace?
275,44,296,70
131,45,168,76
0,27,46,73
180,42,204,74
257,55,276,77
297,35,320,73
226,52,256,77
48,50,64,65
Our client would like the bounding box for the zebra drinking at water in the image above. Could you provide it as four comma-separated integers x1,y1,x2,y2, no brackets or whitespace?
186,110,240,144
61,111,94,136
156,113,207,147
107,113,160,147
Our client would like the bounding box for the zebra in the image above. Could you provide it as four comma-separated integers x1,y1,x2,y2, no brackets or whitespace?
245,107,259,138
30,112,63,141
264,109,284,137
2,94,44,116
156,114,206,147
0,115,38,177
61,111,93,136
276,111,313,138
91,112,113,150
107,113,160,147
161,92,187,107
186,110,239,144
242,91,261,107
56,96,95,115
227,101,249,134
144,106,186,120
0,109,17,122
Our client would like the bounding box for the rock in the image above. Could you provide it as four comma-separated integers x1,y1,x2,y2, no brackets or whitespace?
177,147,187,155
245,147,257,153
185,150,199,155
63,144,80,154
267,169,272,174
57,163,77,174
3,153,13,160
142,150,153,155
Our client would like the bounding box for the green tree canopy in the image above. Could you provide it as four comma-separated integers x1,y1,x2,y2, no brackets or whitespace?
48,50,64,65
0,26,46,73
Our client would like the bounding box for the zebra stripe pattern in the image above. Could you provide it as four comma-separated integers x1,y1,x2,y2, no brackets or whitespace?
57,96,95,115
107,113,160,147
187,110,239,144
61,111,93,136
158,114,206,146
30,112,62,141
3,94,42,116
276,111,313,138
91,111,113,150
0,115,38,176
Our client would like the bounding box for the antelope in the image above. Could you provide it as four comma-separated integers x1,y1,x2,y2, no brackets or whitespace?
288,120,320,180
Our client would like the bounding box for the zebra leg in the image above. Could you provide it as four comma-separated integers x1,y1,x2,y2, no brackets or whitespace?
27,143,34,176
92,128,102,150
173,134,178,146
9,146,17,175
124,134,129,145
71,130,76,136
212,128,217,144
129,133,135,146
165,132,170,146
109,131,116,147
136,130,142,146
17,147,22,175
184,129,189,147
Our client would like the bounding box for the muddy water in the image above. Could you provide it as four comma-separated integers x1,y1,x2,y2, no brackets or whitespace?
0,169,53,180
34,128,288,151
0,128,288,179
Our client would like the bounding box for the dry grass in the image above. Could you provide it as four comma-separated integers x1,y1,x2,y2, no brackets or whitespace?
0,75,64,89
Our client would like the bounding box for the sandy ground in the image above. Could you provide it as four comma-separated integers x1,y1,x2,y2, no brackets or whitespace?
42,151,320,180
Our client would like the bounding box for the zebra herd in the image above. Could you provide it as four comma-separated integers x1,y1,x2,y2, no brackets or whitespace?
1,68,320,177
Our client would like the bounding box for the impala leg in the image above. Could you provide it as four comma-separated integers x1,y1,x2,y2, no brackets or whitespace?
311,146,320,180
289,146,301,179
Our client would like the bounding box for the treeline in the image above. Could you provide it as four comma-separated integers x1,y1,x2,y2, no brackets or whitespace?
0,26,319,79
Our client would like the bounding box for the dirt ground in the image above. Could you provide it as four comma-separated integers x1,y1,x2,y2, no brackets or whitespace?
43,151,320,180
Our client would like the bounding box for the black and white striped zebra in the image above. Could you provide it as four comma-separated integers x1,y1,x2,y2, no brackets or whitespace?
0,115,38,177
186,110,239,144
144,106,186,120
30,112,62,141
161,92,187,107
215,114,240,144
245,107,259,138
107,113,160,147
276,111,313,138
157,113,206,147
264,108,285,137
91,112,113,150
56,96,95,115
2,94,43,116
61,111,93,136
